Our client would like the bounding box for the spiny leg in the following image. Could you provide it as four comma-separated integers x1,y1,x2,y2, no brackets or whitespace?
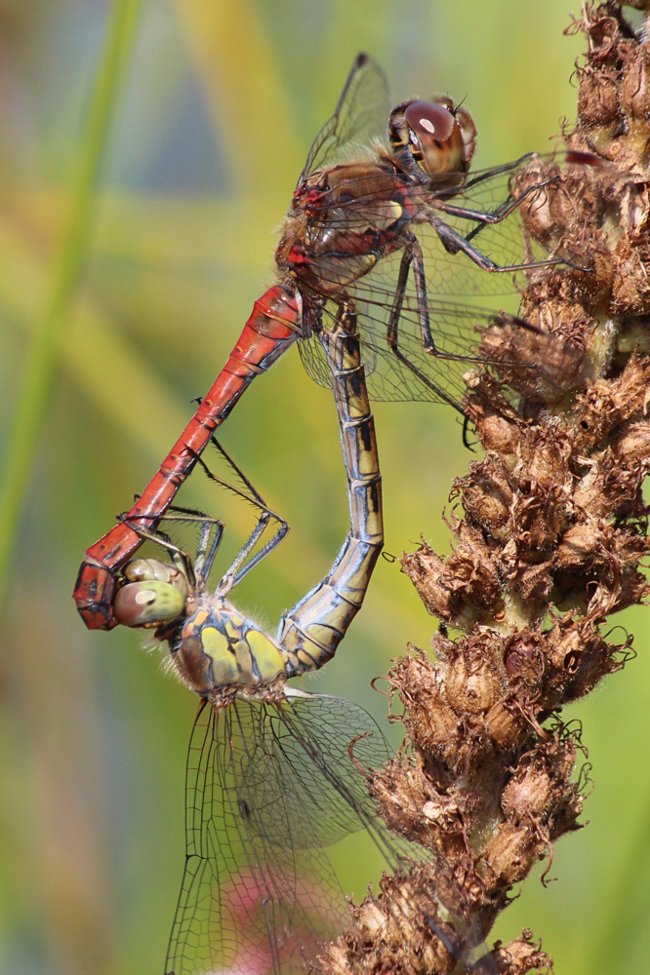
117,513,206,588
195,443,288,593
430,210,567,273
385,236,563,414
116,431,290,603
434,169,559,226
182,439,289,590
459,151,534,190
430,173,589,273
386,234,465,413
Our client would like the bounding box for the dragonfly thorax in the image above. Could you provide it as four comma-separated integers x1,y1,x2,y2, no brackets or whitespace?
278,164,410,295
388,97,476,178
170,601,288,701
114,557,290,702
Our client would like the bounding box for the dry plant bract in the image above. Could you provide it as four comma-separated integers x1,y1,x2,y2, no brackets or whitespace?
317,4,650,974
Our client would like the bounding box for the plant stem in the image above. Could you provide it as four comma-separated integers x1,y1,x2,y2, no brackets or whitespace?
0,0,144,614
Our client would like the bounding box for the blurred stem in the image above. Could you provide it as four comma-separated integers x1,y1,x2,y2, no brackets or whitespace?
0,0,144,612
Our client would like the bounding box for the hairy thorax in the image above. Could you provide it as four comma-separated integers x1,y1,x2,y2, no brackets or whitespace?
275,161,420,296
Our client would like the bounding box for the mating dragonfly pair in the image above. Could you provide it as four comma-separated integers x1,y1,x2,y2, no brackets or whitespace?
74,53,589,974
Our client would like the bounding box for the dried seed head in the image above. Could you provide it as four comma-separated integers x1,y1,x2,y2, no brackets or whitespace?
484,823,540,887
321,12,650,974
479,319,592,403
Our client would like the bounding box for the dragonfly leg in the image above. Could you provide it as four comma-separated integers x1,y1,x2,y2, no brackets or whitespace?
433,172,560,227
393,233,435,352
117,513,218,593
430,172,591,273
215,509,287,597
277,311,383,673
186,438,289,591
386,235,465,412
74,283,301,630
459,152,534,191
117,432,290,600
110,514,207,628
121,514,204,566
191,520,222,588
429,210,565,274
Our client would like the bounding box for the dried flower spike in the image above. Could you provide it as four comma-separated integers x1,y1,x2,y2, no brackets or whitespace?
318,5,650,974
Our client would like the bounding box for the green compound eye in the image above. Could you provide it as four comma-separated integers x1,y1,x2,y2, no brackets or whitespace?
124,558,178,584
114,580,185,628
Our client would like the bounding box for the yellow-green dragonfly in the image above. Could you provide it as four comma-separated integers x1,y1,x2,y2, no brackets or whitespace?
112,313,392,974
112,314,494,974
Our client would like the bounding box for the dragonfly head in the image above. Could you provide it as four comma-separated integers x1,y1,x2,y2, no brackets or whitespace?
114,558,189,627
388,97,476,177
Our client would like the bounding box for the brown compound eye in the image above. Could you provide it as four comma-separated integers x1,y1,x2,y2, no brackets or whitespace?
405,100,456,142
389,97,476,176
403,100,465,174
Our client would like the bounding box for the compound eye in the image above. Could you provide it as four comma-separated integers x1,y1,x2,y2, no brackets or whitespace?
403,100,464,174
114,580,185,627
123,558,175,585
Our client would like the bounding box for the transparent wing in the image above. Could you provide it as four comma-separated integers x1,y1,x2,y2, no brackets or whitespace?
302,152,573,302
298,298,518,412
298,153,589,411
274,696,497,974
417,152,575,298
164,694,410,975
299,53,390,181
302,295,583,415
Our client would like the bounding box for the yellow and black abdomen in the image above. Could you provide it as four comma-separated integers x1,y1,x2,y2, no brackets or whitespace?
277,316,383,675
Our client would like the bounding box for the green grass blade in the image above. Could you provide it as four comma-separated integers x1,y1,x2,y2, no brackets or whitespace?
0,0,145,611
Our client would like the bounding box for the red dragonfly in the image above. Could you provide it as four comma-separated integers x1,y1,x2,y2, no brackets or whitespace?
74,52,584,630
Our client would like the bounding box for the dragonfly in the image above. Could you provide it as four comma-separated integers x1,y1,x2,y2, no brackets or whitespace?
74,51,587,630
114,319,495,975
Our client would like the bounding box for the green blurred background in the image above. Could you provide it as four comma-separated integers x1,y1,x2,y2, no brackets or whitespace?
1,0,649,972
